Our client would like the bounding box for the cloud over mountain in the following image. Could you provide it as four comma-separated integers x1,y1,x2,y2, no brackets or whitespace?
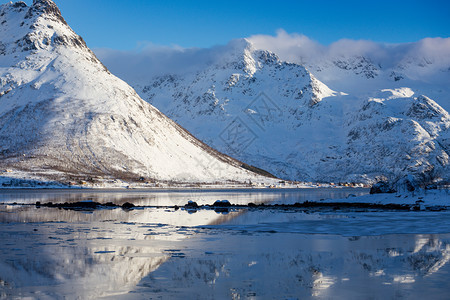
248,30,450,68
95,29,450,89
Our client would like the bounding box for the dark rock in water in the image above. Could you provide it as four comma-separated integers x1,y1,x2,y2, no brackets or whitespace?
122,202,135,209
213,200,231,207
214,207,229,214
184,200,199,208
35,201,41,207
370,181,396,194
40,201,103,209
77,201,99,209
248,203,257,207
211,200,231,213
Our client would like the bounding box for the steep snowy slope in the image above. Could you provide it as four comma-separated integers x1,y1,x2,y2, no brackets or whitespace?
109,40,450,184
0,0,270,185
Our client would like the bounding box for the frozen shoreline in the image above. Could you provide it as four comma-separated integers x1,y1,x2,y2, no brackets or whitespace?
319,189,450,208
1,169,448,208
0,170,363,190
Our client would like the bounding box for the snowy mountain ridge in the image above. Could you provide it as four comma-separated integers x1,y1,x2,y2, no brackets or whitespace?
246,34,450,112
136,39,336,123
0,0,272,186
105,39,450,185
303,54,450,111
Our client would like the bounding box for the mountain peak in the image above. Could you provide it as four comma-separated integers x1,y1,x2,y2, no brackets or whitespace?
0,0,92,55
33,0,57,8
26,0,67,25
226,38,255,52
229,38,281,64
215,38,283,75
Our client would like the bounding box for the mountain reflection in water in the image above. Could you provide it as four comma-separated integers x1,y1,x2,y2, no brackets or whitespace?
0,189,449,299
129,232,450,300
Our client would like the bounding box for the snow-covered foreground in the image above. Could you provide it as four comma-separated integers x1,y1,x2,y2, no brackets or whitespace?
0,169,280,189
1,189,450,299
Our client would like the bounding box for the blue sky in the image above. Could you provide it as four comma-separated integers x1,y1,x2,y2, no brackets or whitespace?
2,0,449,49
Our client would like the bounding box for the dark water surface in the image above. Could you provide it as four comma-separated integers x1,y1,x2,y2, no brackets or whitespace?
0,189,449,299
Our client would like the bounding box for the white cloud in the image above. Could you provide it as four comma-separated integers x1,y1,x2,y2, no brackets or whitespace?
248,29,450,68
95,40,253,83
247,29,325,64
95,43,203,83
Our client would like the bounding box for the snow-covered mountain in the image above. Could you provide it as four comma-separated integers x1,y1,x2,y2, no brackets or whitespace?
303,54,450,113
103,39,450,185
247,33,450,112
0,0,271,185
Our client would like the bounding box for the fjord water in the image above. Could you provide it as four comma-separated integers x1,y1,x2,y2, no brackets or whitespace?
0,187,368,206
1,189,449,299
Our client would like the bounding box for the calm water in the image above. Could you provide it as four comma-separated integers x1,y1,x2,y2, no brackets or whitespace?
0,187,368,206
1,189,449,299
